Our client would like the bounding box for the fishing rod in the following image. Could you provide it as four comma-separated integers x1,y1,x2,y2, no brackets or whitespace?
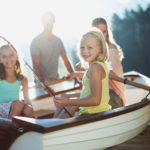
0,36,72,117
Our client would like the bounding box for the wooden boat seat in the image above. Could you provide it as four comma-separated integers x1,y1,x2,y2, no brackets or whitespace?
33,109,54,118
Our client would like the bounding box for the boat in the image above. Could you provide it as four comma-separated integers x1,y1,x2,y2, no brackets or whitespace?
0,71,150,150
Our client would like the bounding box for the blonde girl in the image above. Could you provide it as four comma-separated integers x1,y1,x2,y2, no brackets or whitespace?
53,30,111,117
73,18,125,109
0,44,33,119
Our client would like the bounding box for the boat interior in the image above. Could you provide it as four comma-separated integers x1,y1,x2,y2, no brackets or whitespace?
1,72,150,150
27,72,150,119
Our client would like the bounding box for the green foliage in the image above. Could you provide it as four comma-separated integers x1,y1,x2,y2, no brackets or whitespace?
111,4,150,77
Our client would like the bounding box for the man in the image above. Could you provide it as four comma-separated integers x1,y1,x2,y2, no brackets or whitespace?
30,11,77,84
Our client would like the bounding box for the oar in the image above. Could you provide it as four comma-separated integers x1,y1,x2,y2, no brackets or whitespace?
109,74,150,91
0,36,73,117
32,72,150,91
33,73,150,91
29,78,65,89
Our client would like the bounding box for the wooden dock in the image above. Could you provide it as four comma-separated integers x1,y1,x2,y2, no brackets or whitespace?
107,123,150,150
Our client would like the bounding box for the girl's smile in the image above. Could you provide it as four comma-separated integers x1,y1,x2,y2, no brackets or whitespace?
80,35,101,64
0,48,18,69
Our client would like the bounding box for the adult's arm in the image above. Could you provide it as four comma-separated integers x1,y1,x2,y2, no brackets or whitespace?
64,71,84,81
61,54,82,86
31,54,44,82
21,77,32,105
60,54,74,73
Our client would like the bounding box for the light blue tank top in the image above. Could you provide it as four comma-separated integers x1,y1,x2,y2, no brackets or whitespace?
0,80,21,103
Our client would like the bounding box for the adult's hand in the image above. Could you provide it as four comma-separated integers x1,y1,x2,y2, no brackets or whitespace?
75,62,85,71
73,78,82,89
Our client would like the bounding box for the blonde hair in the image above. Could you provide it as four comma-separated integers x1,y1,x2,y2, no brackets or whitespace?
80,30,108,64
92,17,124,61
107,28,124,61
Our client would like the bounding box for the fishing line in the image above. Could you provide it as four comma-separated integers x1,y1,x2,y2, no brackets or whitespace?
0,36,72,117
144,91,150,99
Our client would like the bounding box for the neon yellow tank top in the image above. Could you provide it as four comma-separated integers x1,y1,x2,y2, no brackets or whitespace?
79,61,111,114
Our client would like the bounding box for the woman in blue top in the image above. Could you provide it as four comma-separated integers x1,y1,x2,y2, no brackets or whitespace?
0,44,33,119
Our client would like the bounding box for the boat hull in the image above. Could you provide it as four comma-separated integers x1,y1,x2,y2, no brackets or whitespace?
10,104,150,150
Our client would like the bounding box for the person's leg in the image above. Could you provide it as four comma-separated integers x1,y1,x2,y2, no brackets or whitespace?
23,104,34,118
109,89,123,109
8,100,24,119
54,106,79,118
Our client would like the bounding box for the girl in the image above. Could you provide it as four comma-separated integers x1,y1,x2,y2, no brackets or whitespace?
53,30,111,117
71,18,126,109
0,44,33,119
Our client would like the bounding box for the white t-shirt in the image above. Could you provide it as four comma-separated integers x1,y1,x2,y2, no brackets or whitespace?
30,33,66,82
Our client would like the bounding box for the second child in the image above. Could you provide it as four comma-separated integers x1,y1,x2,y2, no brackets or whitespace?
53,30,111,118
0,44,33,119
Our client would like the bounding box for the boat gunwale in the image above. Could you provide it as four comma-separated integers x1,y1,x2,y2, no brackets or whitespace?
13,98,150,134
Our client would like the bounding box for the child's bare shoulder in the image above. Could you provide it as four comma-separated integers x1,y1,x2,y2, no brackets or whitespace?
88,63,106,79
90,63,105,73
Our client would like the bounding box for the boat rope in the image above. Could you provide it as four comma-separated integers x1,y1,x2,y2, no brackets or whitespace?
0,36,72,117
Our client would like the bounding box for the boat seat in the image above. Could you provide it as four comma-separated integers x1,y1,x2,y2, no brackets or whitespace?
33,109,54,119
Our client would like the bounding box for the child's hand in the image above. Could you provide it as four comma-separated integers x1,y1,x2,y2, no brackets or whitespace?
73,78,82,88
53,97,68,109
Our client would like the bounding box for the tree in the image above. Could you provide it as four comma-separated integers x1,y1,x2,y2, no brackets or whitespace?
111,4,150,77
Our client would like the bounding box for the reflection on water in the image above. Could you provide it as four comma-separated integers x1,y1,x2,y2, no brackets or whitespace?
20,81,75,100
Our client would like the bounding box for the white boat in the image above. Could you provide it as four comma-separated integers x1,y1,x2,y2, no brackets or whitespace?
1,71,150,150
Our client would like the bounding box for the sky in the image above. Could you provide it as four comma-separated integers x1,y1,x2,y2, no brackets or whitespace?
0,0,150,46
0,0,150,80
